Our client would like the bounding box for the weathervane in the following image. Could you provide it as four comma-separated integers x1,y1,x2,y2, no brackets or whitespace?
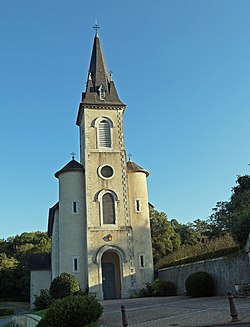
128,153,132,161
93,19,100,34
71,152,76,160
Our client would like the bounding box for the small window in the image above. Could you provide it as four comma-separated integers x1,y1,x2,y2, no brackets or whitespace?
135,199,141,212
72,256,80,272
98,85,105,100
139,254,145,269
72,202,78,214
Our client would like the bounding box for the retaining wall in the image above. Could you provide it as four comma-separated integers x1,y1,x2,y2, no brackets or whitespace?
157,253,250,295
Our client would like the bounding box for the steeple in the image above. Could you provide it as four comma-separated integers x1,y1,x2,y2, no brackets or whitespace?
89,33,109,91
77,32,125,125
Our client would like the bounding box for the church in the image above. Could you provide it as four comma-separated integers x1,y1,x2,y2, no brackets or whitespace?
30,29,154,303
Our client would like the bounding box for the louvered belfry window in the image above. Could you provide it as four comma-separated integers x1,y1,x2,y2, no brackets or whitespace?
102,193,115,224
98,120,111,148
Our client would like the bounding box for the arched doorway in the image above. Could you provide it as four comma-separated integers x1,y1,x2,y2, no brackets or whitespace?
101,250,121,299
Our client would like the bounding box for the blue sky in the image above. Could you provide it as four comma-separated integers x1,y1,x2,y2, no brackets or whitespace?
1,0,250,239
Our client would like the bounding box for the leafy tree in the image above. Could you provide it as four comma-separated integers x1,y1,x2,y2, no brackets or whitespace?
230,210,250,246
0,253,18,270
150,209,181,264
171,219,210,245
208,175,250,245
0,231,51,300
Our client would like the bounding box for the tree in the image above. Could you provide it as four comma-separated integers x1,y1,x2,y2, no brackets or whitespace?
171,219,209,245
208,175,250,245
0,231,51,300
150,209,181,264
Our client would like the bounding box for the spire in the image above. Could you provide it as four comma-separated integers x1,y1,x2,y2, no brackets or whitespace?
80,31,125,109
89,33,109,91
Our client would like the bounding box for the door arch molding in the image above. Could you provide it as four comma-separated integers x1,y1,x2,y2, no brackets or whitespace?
94,245,126,264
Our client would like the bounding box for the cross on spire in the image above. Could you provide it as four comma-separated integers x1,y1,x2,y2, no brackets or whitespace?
128,153,132,161
71,152,76,160
93,20,100,34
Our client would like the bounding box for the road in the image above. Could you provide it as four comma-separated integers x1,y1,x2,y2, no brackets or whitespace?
99,296,250,327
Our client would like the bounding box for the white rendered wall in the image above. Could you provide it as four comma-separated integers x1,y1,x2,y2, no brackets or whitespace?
30,270,51,308
127,171,154,290
58,170,88,292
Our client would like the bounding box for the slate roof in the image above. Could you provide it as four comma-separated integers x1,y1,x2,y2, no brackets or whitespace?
47,202,59,237
127,161,149,177
77,33,125,125
54,159,84,178
28,253,51,271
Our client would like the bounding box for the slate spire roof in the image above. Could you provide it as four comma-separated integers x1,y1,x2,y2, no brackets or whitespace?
89,32,109,91
77,32,125,125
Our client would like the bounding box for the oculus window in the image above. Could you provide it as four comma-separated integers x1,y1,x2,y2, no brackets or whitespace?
98,165,114,179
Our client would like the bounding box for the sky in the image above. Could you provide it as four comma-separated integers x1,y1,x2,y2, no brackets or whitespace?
1,0,250,239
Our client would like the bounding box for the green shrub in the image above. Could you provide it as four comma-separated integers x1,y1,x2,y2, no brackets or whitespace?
185,271,214,297
0,307,15,316
132,288,151,298
38,295,103,327
146,279,176,296
34,289,53,310
36,318,48,327
49,273,80,299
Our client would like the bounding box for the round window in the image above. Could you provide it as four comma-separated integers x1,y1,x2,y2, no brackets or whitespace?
99,165,114,179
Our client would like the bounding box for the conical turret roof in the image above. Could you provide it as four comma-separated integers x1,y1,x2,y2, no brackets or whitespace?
54,159,84,178
127,161,149,177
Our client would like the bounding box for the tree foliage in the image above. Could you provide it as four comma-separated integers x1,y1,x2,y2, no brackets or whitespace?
0,232,51,300
208,175,250,245
150,209,181,264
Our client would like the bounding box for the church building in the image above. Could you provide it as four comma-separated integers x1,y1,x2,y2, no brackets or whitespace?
30,29,154,303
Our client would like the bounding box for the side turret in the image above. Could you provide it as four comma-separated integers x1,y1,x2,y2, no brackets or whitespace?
51,159,87,290
127,161,154,289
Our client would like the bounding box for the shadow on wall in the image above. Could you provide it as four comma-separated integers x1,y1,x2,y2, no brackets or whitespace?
157,252,250,296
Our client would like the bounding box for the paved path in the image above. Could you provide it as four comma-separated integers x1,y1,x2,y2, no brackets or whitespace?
0,302,27,327
99,296,250,327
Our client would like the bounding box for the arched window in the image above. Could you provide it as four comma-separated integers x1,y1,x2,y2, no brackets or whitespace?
98,119,111,148
102,193,115,224
96,189,118,225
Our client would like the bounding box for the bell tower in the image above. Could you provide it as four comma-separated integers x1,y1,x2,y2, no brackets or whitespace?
33,28,153,305
75,29,153,300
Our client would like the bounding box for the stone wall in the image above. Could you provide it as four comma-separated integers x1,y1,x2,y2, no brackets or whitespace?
157,253,250,295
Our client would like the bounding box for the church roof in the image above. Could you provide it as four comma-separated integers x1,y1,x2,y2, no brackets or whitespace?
48,202,59,237
127,161,149,177
28,253,51,271
54,159,84,178
77,32,125,125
